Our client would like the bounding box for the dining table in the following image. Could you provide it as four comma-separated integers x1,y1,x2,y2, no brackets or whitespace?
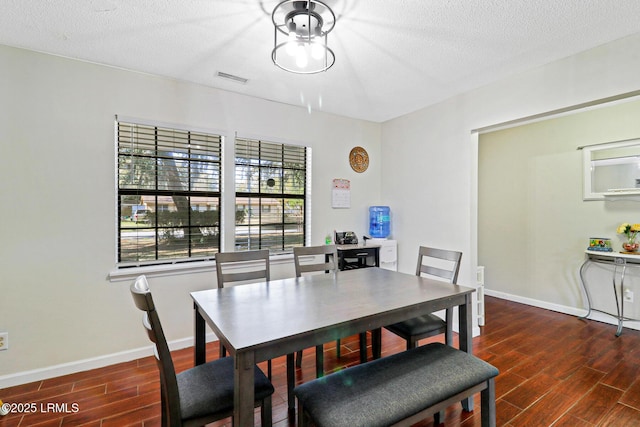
191,266,475,427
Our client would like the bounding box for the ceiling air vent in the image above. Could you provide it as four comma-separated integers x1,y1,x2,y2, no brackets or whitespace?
216,71,248,84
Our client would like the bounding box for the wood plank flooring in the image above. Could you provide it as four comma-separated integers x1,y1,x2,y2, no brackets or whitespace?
2,296,640,426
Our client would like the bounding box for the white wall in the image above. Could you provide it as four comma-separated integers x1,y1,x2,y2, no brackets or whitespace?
479,100,640,323
0,44,382,384
381,33,640,322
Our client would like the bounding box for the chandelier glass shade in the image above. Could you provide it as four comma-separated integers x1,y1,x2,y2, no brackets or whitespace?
271,0,336,74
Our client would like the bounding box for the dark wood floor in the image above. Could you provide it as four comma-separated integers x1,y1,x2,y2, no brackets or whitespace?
2,296,640,426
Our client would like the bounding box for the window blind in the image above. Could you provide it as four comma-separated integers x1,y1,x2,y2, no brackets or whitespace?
117,121,222,266
234,138,307,252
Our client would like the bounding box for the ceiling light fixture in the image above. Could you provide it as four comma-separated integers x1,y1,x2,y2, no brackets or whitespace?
271,0,336,74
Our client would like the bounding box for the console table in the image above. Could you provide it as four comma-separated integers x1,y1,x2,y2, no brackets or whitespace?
580,250,640,336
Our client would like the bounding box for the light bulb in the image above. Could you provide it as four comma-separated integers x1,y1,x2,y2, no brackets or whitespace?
311,43,324,60
286,40,297,56
295,44,308,68
285,29,298,56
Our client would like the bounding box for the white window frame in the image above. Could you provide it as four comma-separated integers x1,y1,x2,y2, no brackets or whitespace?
109,123,312,282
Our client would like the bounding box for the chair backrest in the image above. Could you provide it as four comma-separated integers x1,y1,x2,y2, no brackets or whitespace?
415,246,462,284
215,249,270,288
130,275,181,425
293,245,339,277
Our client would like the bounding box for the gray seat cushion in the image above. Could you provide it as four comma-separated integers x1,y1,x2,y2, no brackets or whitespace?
385,313,445,336
294,343,499,427
178,356,274,422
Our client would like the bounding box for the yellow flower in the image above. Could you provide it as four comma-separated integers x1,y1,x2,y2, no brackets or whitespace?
618,222,640,243
617,223,630,234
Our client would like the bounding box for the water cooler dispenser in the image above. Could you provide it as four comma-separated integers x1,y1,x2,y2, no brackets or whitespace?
369,206,390,238
369,206,397,271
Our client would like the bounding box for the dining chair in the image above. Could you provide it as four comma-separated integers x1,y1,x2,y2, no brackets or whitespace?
215,249,272,377
215,249,271,289
293,245,338,375
383,246,463,350
130,275,274,427
293,245,368,366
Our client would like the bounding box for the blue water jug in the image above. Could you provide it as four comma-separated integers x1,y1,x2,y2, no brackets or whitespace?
369,206,390,238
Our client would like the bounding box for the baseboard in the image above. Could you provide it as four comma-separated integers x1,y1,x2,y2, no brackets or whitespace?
484,289,640,332
0,333,218,389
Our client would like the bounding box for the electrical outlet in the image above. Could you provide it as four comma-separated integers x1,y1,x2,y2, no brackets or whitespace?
0,332,8,351
624,289,634,303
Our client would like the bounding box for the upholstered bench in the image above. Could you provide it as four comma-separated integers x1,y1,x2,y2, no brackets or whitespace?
294,342,499,427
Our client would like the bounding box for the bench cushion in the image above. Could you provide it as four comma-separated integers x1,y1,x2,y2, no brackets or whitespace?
294,342,499,427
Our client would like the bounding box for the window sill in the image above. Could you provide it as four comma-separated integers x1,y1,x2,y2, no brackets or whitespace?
602,190,640,200
108,253,293,283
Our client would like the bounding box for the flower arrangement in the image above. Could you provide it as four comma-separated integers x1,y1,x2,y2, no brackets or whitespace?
617,223,640,251
617,223,640,242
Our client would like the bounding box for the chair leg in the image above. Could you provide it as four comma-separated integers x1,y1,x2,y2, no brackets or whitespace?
296,350,303,368
315,345,324,378
261,395,273,427
371,328,382,359
407,336,419,350
481,378,496,427
219,341,226,358
267,359,272,380
160,384,169,427
336,338,341,358
297,401,308,427
359,332,367,363
445,308,454,346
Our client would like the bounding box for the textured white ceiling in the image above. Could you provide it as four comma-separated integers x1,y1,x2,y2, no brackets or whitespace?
2,0,640,122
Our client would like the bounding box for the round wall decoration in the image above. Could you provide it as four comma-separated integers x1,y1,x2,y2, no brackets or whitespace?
349,146,369,173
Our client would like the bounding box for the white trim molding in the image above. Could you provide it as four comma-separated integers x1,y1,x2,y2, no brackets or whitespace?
0,333,219,389
484,289,640,332
108,253,293,282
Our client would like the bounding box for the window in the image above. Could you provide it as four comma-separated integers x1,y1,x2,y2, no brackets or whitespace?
117,120,222,266
234,138,307,252
582,138,640,200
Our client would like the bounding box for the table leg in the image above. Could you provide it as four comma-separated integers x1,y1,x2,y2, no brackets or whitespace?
234,350,256,427
578,259,593,319
580,255,634,337
459,294,474,411
614,259,626,337
287,353,295,412
194,303,206,366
